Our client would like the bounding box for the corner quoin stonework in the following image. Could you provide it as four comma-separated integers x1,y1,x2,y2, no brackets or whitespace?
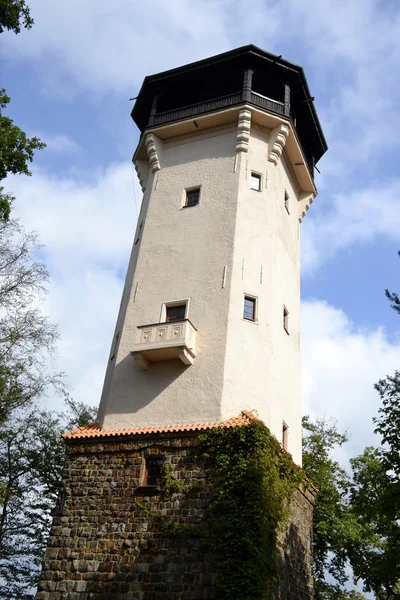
36,424,315,600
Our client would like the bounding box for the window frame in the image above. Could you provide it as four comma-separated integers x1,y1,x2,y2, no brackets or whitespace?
109,331,120,361
283,305,289,334
243,295,257,322
249,171,262,192
282,422,288,450
284,190,290,214
166,304,187,323
134,221,143,245
143,456,164,487
161,299,190,323
182,185,202,208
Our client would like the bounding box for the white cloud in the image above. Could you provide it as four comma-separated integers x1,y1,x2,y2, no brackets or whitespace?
302,299,400,458
6,162,139,411
2,0,235,96
43,267,124,410
9,162,138,267
302,177,400,273
3,0,399,179
39,133,80,153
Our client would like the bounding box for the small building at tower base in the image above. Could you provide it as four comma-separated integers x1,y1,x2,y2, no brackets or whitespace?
36,412,315,600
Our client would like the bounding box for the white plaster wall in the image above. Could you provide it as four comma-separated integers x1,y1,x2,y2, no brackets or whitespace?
98,116,305,465
221,125,303,464
100,126,241,430
97,169,156,425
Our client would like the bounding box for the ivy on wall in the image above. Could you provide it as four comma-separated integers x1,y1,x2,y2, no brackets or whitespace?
197,420,304,600
134,420,305,599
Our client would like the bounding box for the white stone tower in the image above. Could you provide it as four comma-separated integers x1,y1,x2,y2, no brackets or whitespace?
97,46,327,465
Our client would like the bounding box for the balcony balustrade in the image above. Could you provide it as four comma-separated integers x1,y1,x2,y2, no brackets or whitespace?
149,90,314,176
132,319,197,370
151,90,286,127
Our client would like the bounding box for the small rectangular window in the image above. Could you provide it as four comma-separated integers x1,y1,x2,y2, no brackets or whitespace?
284,191,290,214
166,304,186,322
144,457,164,487
250,172,261,191
282,422,288,450
243,296,256,321
283,306,289,334
185,188,200,207
134,221,143,245
110,331,120,361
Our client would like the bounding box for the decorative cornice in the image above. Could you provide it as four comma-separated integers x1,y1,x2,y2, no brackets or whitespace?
298,192,315,222
145,133,161,173
268,123,290,166
236,109,252,153
134,161,146,192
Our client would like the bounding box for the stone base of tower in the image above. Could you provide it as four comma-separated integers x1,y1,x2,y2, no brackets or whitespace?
36,420,315,600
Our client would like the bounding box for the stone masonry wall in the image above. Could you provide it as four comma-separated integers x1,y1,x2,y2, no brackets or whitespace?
36,433,315,600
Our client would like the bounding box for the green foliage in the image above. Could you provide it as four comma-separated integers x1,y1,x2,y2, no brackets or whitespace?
0,207,96,596
385,252,400,315
302,416,376,600
374,372,400,476
344,262,400,599
0,401,95,599
303,416,351,592
134,500,200,537
303,257,400,599
0,218,62,422
197,420,303,600
0,90,45,179
64,397,97,429
345,372,400,599
0,0,33,34
0,3,44,220
161,462,185,495
0,90,45,220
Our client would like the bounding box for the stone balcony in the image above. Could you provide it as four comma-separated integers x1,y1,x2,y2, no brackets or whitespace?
132,319,197,370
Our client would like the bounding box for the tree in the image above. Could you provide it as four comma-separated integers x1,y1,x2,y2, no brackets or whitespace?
0,401,97,599
0,0,44,220
385,253,400,315
343,258,400,598
0,0,33,33
303,256,400,599
302,416,371,600
347,373,400,599
0,200,96,595
0,218,62,422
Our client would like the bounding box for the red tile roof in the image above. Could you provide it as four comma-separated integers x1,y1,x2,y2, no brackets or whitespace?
63,410,257,440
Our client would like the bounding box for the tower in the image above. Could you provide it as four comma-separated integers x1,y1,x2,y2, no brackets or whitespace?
97,45,326,465
36,46,327,600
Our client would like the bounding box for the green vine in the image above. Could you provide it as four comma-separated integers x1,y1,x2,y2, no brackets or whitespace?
197,420,303,600
134,500,200,537
161,462,185,495
134,461,202,537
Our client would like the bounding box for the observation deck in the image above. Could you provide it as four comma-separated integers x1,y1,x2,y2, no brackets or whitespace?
131,45,327,178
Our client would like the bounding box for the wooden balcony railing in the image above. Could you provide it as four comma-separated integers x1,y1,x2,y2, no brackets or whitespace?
149,90,313,177
152,92,243,126
250,92,286,116
151,90,288,127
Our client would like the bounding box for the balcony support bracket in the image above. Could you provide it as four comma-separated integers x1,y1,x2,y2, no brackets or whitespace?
133,352,150,370
268,123,290,166
177,347,195,366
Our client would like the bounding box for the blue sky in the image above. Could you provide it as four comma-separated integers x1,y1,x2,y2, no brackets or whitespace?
2,0,400,460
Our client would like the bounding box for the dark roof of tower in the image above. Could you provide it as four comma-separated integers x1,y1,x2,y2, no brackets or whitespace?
131,44,327,165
